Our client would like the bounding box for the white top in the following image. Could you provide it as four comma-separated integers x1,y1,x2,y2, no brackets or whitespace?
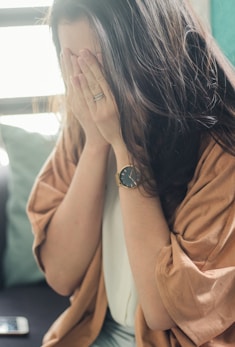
102,150,138,327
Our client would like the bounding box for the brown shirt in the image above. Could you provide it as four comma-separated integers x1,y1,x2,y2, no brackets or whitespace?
27,130,235,347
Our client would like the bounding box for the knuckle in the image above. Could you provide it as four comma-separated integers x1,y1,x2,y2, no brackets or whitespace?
86,94,94,104
97,74,105,83
89,82,99,93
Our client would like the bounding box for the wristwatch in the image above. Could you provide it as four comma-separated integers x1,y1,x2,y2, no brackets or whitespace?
116,165,141,189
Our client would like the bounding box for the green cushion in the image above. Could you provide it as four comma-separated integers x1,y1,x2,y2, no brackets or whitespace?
0,124,57,287
211,0,235,66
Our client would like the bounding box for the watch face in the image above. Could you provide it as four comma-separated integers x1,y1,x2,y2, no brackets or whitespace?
119,166,141,188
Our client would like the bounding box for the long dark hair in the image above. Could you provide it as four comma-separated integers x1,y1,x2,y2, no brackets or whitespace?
49,0,235,224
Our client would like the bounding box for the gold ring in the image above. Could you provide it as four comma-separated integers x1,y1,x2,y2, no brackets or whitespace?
93,92,105,102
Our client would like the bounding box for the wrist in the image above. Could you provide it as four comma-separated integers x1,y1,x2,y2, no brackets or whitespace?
112,142,131,168
84,141,110,156
113,143,143,189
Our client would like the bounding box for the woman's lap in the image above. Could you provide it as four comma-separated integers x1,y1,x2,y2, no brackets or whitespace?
90,310,136,347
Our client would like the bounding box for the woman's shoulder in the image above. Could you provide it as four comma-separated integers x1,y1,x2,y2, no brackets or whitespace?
176,134,235,226
192,135,235,187
173,135,235,266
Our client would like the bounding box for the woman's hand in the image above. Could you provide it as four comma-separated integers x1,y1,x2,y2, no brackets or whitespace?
66,48,124,149
61,48,110,148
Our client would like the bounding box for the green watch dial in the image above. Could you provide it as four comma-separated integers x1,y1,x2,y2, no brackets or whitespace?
119,165,141,188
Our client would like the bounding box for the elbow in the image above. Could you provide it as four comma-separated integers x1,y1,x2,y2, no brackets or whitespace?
143,307,176,331
49,283,73,297
146,317,176,332
44,268,80,297
146,319,175,332
39,246,81,296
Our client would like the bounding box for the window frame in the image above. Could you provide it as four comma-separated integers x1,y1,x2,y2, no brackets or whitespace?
0,7,48,27
0,6,58,116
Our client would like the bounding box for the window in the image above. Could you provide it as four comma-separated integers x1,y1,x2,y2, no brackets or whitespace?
0,1,53,8
0,1,63,165
0,1,64,120
0,25,64,99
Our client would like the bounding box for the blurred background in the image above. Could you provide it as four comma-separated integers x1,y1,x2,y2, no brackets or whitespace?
0,0,234,165
0,1,234,336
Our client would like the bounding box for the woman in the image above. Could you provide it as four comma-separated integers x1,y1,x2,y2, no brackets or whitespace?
27,0,235,346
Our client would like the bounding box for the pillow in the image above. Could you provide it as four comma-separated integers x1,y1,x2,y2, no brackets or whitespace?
0,124,57,287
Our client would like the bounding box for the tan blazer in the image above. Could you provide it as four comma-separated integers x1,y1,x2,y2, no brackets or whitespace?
27,129,235,347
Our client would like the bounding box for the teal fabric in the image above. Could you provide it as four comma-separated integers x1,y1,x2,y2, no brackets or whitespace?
0,124,57,287
211,0,235,65
91,310,136,347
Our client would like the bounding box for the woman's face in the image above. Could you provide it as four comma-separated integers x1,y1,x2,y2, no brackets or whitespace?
58,18,100,57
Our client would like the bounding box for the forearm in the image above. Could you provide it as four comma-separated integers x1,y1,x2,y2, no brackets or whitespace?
41,143,110,295
113,144,175,330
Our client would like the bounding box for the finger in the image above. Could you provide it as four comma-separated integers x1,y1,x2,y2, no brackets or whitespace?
77,55,103,97
79,49,111,97
96,52,103,66
70,75,80,91
60,53,66,82
71,54,81,77
78,73,97,112
69,74,92,121
63,48,74,81
70,73,91,107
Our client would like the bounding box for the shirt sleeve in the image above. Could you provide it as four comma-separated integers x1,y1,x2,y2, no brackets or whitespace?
27,128,78,270
156,140,235,346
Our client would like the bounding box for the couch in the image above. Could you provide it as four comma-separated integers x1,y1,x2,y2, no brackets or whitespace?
0,125,70,347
